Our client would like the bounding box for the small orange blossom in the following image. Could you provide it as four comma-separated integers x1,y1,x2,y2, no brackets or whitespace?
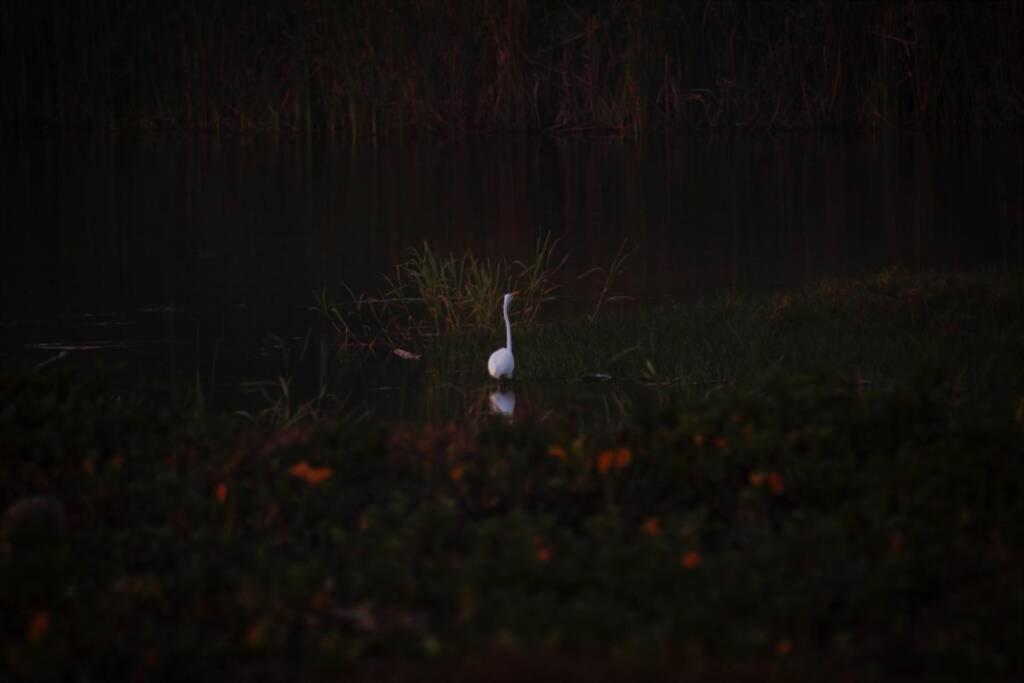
245,622,265,647
642,516,662,537
27,611,49,641
681,550,702,569
289,461,334,486
533,535,552,562
888,531,903,556
547,445,567,461
613,447,632,469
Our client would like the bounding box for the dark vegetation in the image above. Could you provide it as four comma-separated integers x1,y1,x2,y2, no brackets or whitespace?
5,1,1022,136
3,269,1023,680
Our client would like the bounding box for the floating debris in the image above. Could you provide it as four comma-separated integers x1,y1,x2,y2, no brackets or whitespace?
34,350,68,371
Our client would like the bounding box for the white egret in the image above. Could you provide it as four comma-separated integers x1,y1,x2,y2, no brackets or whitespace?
487,292,517,380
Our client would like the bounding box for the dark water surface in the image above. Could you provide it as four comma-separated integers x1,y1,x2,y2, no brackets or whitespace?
3,133,1022,418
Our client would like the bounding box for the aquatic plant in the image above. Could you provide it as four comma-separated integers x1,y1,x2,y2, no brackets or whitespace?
235,332,337,427
377,232,565,340
319,232,651,363
578,237,636,322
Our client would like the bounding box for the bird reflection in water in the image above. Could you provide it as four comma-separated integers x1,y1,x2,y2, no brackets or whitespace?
489,389,515,419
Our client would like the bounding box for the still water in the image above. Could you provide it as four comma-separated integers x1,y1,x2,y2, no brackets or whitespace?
2,133,1021,419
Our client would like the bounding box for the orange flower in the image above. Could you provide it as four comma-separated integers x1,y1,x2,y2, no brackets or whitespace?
288,461,334,486
449,464,465,482
547,445,568,461
215,483,228,504
27,611,49,641
712,435,727,449
642,516,662,537
888,531,903,556
245,622,265,647
750,470,784,493
680,550,702,569
613,447,632,470
310,590,329,610
82,458,96,476
777,638,793,656
692,433,705,447
597,447,632,474
533,535,551,562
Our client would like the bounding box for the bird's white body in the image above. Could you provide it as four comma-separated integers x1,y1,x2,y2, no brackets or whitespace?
487,293,516,379
488,347,514,379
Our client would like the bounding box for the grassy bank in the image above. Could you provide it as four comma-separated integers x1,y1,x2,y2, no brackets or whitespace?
2,271,1023,680
354,269,1024,416
5,1,1022,135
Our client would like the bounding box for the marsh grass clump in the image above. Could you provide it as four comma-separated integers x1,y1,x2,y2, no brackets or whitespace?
320,234,566,356
384,233,565,333
234,332,339,428
578,238,636,322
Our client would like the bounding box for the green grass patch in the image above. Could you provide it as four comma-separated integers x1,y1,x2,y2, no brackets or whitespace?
426,269,1024,410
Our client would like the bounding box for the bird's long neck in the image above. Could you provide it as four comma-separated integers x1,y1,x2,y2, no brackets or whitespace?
503,297,512,352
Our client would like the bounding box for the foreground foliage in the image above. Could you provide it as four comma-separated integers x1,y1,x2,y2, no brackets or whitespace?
2,271,1023,681
2,381,1022,679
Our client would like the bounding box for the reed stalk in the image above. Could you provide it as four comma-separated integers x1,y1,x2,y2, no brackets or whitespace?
8,2,1015,135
